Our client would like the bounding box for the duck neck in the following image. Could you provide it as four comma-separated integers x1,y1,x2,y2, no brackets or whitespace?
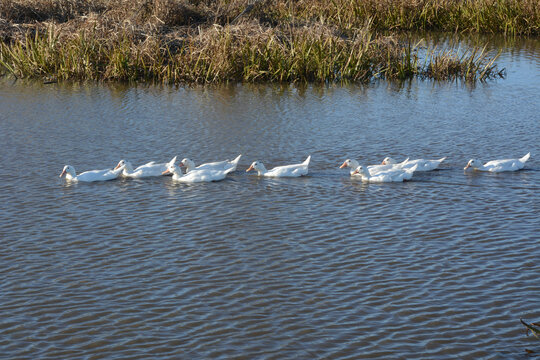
170,164,183,177
356,168,370,179
184,160,196,173
112,164,125,176
348,160,360,175
255,164,267,176
122,163,134,175
473,163,486,170
64,167,77,180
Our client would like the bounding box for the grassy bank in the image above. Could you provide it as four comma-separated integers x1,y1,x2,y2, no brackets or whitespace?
0,0,516,84
0,24,504,83
1,0,538,36
267,0,540,36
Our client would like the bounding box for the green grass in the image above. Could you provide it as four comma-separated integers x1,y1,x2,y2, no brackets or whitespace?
0,0,516,84
0,23,504,83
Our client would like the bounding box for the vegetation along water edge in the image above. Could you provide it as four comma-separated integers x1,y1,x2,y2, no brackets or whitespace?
2,0,536,84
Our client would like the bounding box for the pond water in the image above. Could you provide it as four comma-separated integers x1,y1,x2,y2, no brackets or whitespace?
1,36,539,359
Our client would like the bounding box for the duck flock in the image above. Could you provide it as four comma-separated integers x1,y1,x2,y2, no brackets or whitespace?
59,152,531,183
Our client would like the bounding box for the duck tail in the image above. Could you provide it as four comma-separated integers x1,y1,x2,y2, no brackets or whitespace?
520,152,531,163
399,158,410,166
167,156,178,166
407,164,419,173
225,155,242,174
438,157,447,163
231,154,242,165
303,155,311,166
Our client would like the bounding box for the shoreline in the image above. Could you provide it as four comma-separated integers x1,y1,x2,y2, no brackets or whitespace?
2,0,534,84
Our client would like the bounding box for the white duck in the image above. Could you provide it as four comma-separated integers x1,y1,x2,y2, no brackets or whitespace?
180,155,241,174
114,156,177,178
59,164,125,182
162,163,229,183
464,152,530,172
352,164,418,183
382,156,446,171
339,158,408,176
246,156,311,177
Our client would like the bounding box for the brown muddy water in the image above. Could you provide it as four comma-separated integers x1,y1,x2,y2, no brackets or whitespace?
0,36,539,359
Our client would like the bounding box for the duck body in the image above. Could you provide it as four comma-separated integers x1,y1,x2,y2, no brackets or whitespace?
246,156,310,177
59,165,124,182
382,157,446,171
163,164,228,183
464,153,530,172
115,156,177,178
181,155,241,174
352,164,418,183
340,158,407,176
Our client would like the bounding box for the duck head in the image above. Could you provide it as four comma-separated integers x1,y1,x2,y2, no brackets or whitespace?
464,159,480,170
352,165,369,177
246,161,266,175
340,159,359,169
180,158,196,172
162,163,180,175
114,159,133,173
59,165,76,179
381,157,397,165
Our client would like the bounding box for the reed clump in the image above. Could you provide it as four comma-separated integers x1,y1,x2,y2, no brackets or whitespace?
0,0,512,84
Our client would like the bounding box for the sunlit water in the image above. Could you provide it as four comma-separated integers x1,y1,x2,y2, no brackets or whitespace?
1,36,539,359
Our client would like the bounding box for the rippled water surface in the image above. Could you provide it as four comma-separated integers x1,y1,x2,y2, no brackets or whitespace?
1,36,539,359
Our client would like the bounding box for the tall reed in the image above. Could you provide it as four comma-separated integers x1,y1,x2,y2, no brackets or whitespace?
0,23,504,84
1,0,515,83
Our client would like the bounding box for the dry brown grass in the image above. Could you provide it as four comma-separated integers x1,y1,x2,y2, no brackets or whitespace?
0,0,512,83
2,0,537,35
0,0,105,23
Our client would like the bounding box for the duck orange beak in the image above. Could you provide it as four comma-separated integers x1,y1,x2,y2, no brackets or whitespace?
114,164,121,170
381,161,386,165
246,165,254,172
339,161,347,169
162,169,170,175
179,162,184,167
59,170,66,177
464,164,470,170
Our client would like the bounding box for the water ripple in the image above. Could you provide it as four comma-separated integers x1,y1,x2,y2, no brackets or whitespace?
1,45,540,358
